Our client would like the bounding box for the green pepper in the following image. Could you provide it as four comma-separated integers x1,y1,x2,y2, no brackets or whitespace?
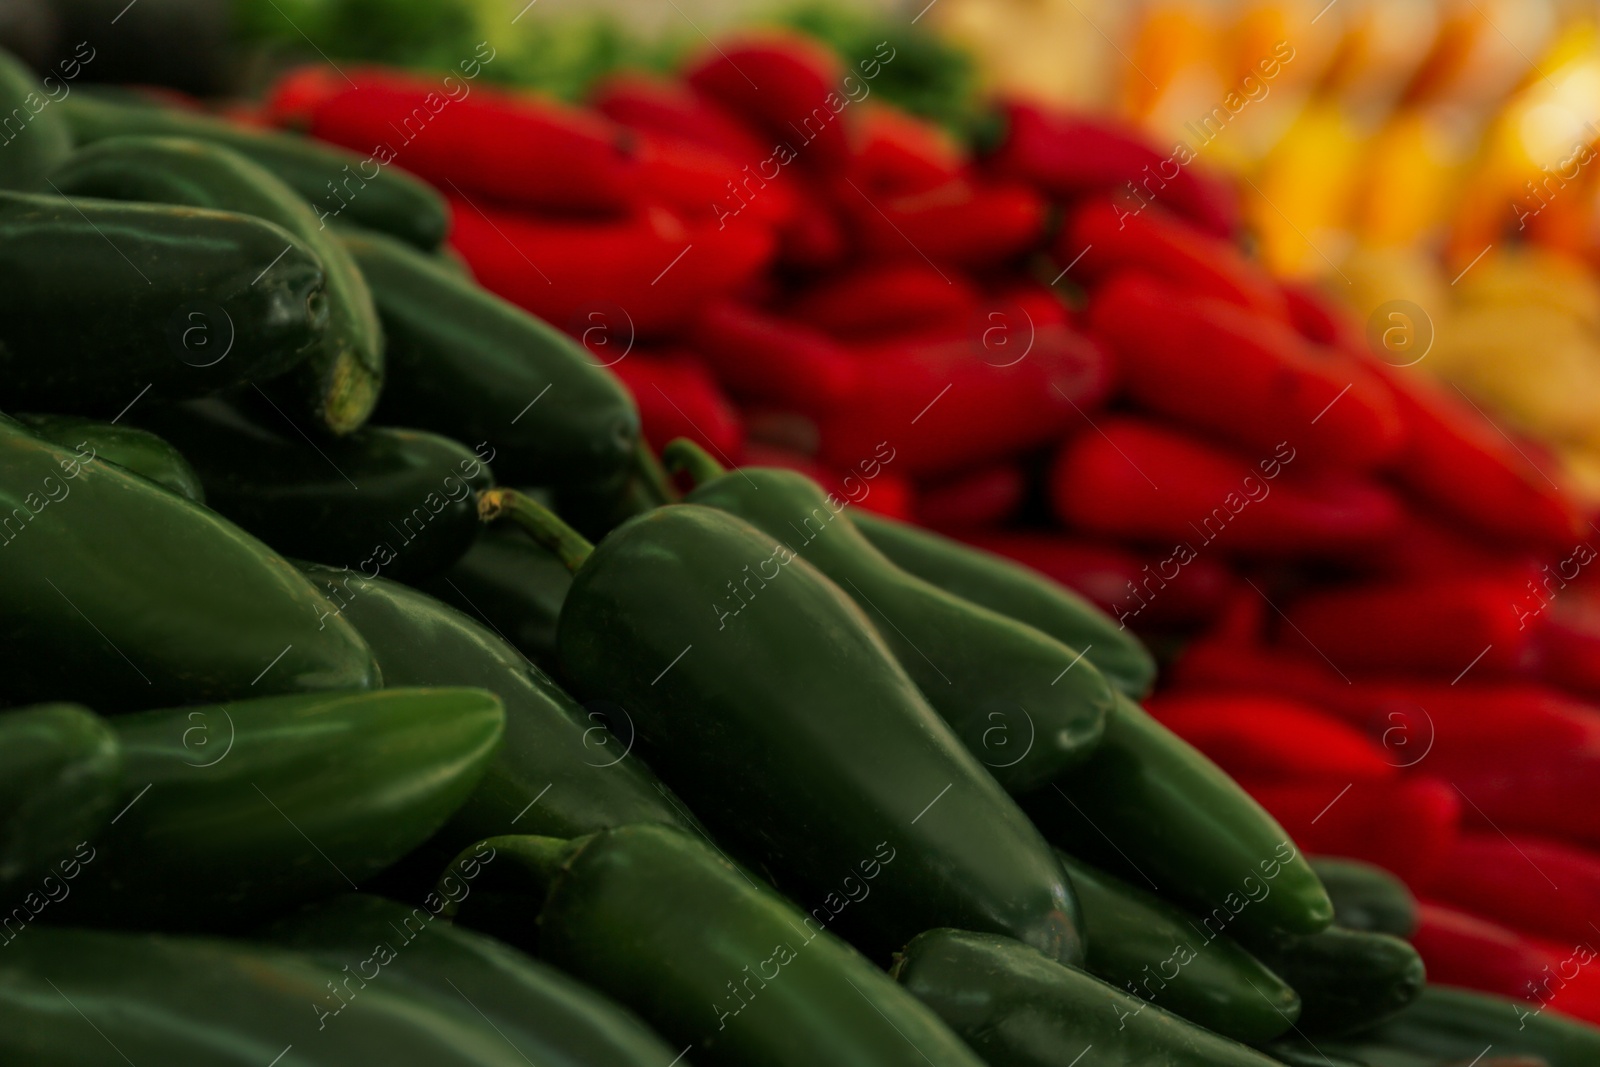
449,826,988,1067
342,227,641,492
0,926,550,1065
141,398,493,581
1242,927,1424,1038
0,704,121,891
416,524,572,670
851,509,1156,697
1352,986,1600,1067
0,49,71,190
16,413,204,503
50,135,384,433
60,92,449,248
295,561,697,856
54,687,503,931
0,191,326,415
484,491,1083,965
666,440,1113,793
891,928,1289,1067
1311,857,1419,938
264,893,685,1067
1056,850,1300,1043
1024,691,1334,939
0,419,378,709
1264,1040,1417,1067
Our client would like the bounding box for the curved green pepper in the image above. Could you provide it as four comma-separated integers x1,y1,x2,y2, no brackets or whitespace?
16,413,204,502
449,826,987,1067
60,92,449,248
486,492,1082,965
851,509,1156,697
0,190,326,414
342,227,641,491
264,893,685,1067
142,398,492,581
0,49,71,190
51,135,384,433
1024,691,1334,939
55,687,503,931
295,561,697,855
1311,857,1419,938
0,419,378,709
667,440,1113,793
1352,986,1600,1067
1057,850,1300,1043
892,928,1288,1067
416,524,572,669
0,704,121,891
1243,927,1424,1038
0,926,548,1065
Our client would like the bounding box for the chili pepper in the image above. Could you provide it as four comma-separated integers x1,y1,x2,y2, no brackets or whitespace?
840,176,1048,268
1358,985,1600,1067
589,71,771,164
1145,693,1397,783
302,67,641,215
0,190,325,415
1280,279,1366,351
1050,418,1402,554
61,93,449,249
669,441,1115,793
1310,856,1420,938
914,463,1026,530
1257,1043,1402,1067
988,277,1075,329
416,525,571,671
55,687,502,931
448,827,989,1067
52,135,384,434
1412,902,1565,1005
891,928,1288,1067
15,414,204,503
446,197,775,339
1361,504,1525,579
263,894,683,1067
1055,851,1301,1043
1329,682,1600,765
982,100,1240,238
0,704,121,892
0,418,378,709
0,926,542,1065
741,443,917,521
850,104,965,194
340,228,639,491
683,34,855,174
1421,833,1600,948
636,131,799,231
774,174,848,269
1168,635,1352,707
817,324,1112,479
1242,778,1461,885
1085,274,1404,469
610,352,745,463
1242,926,1425,1038
481,493,1083,965
850,511,1157,697
1064,201,1286,319
1533,595,1600,700
258,62,345,126
0,50,70,190
784,261,980,339
687,300,859,414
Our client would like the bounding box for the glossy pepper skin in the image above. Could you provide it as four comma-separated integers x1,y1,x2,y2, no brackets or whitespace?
342,227,641,492
51,135,385,434
1355,986,1600,1067
0,705,121,890
417,525,572,670
669,442,1114,792
851,509,1156,698
1311,857,1419,938
60,92,449,248
295,562,696,857
141,399,493,582
1056,851,1300,1043
15,413,205,503
0,50,71,190
1025,692,1335,940
55,687,503,931
0,191,325,415
0,927,544,1066
449,826,987,1067
0,418,378,709
264,894,683,1067
488,493,1082,965
1243,927,1425,1038
891,929,1287,1067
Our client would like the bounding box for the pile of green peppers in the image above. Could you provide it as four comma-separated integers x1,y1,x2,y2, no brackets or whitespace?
0,47,1585,1067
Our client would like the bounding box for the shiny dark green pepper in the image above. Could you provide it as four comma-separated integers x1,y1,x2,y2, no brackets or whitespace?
0,49,71,190
417,524,572,669
0,704,120,891
487,491,1082,965
1311,856,1419,938
1243,927,1424,1038
668,440,1113,793
16,413,204,502
449,826,987,1067
0,418,378,709
1352,986,1600,1067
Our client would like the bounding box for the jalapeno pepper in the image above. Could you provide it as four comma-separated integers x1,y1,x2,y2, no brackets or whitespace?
14,414,204,503
0,50,71,190
0,704,121,892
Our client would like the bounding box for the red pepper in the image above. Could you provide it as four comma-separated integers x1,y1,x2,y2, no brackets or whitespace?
850,104,966,194
1049,417,1402,554
301,68,642,215
837,176,1048,268
1146,692,1396,783
447,198,774,338
1533,589,1600,699
1168,636,1355,707
1413,902,1567,1006
742,442,915,520
1422,833,1600,947
815,324,1112,479
785,263,980,339
982,99,1240,238
914,464,1027,531
1328,682,1600,761
1279,278,1366,351
687,300,859,415
608,349,744,461
262,64,347,126
590,71,771,164
1449,752,1600,850
1358,503,1529,579
775,175,849,271
1244,777,1460,884
635,132,798,230
1085,274,1404,470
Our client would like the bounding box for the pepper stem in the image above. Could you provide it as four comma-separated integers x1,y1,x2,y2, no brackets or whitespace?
478,489,594,573
635,439,680,506
662,438,726,488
